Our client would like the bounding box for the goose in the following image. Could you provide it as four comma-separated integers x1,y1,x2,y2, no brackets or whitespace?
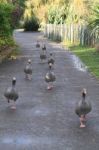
24,59,32,80
40,48,47,63
36,40,40,48
48,53,55,69
4,77,19,109
45,68,56,90
75,88,92,128
42,44,46,51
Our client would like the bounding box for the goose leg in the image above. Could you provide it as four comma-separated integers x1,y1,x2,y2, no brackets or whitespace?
28,74,32,80
42,59,44,63
42,58,46,63
30,74,32,80
7,99,10,103
80,115,86,128
11,101,16,110
83,115,86,121
25,74,28,79
47,82,53,90
50,82,53,89
40,59,43,63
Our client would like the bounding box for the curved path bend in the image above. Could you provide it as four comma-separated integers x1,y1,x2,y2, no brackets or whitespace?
0,30,99,150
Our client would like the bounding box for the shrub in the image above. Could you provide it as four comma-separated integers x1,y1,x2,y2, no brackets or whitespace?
23,16,40,31
0,3,14,37
47,5,67,24
11,5,23,29
88,5,99,48
0,36,15,51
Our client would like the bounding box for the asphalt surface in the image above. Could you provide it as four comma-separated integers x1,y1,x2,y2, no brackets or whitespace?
0,30,99,150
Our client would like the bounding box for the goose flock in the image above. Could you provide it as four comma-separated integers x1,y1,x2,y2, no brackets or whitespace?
4,40,92,128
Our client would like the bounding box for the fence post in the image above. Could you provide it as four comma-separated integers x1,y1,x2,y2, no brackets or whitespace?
44,24,97,47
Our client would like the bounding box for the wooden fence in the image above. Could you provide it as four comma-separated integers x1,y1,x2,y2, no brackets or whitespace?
44,24,97,46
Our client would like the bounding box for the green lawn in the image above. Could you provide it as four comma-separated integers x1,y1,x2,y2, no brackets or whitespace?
69,46,99,78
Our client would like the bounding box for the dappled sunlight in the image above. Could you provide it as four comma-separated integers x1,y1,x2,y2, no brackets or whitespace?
70,54,87,72
70,46,99,77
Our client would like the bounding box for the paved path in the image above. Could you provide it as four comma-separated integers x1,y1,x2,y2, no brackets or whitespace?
0,30,99,150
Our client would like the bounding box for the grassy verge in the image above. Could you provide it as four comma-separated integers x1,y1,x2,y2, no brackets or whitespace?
0,45,20,62
0,37,20,62
9,45,20,59
69,45,99,78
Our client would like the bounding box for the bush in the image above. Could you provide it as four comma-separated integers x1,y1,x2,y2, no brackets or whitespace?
47,5,67,24
11,5,23,29
23,16,40,31
0,3,14,37
0,36,15,51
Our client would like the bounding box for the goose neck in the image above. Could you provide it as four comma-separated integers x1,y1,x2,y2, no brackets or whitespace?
12,80,16,87
82,93,86,102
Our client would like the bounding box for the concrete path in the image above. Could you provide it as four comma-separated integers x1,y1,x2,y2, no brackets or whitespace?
0,30,99,150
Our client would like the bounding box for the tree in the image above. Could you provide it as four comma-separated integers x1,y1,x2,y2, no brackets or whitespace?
89,5,99,49
0,2,14,36
66,0,91,24
23,0,40,31
47,0,69,24
89,4,99,29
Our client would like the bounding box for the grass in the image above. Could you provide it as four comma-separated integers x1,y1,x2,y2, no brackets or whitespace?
0,36,21,61
68,45,99,78
8,45,21,60
0,44,21,62
10,45,20,56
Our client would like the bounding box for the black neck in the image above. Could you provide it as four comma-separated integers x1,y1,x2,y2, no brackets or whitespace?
82,92,86,100
49,65,52,70
49,63,52,70
12,80,16,86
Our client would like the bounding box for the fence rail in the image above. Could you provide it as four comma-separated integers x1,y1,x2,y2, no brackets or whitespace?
44,24,97,46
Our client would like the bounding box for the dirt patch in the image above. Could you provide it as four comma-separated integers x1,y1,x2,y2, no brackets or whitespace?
0,47,15,63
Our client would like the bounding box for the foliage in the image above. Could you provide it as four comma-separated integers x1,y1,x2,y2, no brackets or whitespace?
0,0,25,28
17,0,26,8
9,0,25,28
23,16,40,31
36,5,48,23
0,36,15,51
0,1,22,32
11,5,23,29
66,0,91,24
48,5,68,24
23,0,40,31
0,2,14,36
24,0,35,20
19,0,99,26
0,0,23,59
88,5,99,50
0,1,20,57
23,0,70,25
90,5,99,31
89,5,99,28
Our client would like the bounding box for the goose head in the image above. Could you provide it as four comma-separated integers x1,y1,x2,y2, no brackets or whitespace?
49,63,52,70
42,44,46,50
12,77,16,86
82,88,87,100
28,59,31,64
